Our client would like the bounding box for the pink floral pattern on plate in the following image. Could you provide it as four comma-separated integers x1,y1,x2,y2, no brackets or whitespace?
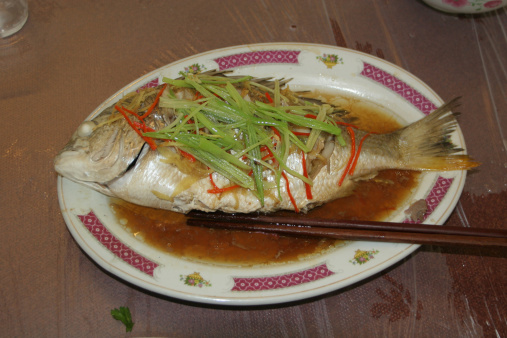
137,78,160,91
232,263,334,291
446,0,471,6
77,211,158,276
360,62,437,115
443,0,503,9
180,272,212,288
316,53,344,68
350,249,380,265
214,50,301,70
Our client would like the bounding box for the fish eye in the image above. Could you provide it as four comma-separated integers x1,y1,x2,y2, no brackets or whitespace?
77,121,97,137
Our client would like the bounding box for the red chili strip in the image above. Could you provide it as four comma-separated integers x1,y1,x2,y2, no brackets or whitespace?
116,105,157,150
338,126,356,186
270,126,281,140
179,149,196,162
335,121,359,129
261,154,273,161
209,173,219,189
304,114,317,119
139,84,167,119
293,131,311,136
131,121,144,129
194,92,206,103
265,92,273,103
207,185,240,194
207,173,240,193
118,106,155,132
121,106,140,117
183,115,195,124
258,145,274,161
132,121,155,133
301,150,313,200
260,145,273,156
349,132,371,176
282,171,299,213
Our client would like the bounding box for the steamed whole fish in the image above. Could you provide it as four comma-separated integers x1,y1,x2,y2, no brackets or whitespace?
54,72,479,214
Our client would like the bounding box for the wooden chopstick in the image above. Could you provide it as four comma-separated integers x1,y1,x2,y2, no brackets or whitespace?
186,211,507,247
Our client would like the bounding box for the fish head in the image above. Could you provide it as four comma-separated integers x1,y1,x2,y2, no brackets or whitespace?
54,106,145,185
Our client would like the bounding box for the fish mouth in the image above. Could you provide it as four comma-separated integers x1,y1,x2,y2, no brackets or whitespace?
54,149,96,182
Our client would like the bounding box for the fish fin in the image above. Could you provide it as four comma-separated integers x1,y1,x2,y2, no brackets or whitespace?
397,98,480,171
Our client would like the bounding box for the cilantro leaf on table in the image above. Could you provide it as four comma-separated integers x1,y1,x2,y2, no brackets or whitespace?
111,306,134,332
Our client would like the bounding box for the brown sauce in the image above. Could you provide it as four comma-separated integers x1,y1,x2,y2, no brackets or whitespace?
110,95,420,266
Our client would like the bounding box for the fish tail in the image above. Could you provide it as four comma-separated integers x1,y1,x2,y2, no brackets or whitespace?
397,98,480,171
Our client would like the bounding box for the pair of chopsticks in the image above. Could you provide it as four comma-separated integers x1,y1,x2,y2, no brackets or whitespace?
186,211,507,247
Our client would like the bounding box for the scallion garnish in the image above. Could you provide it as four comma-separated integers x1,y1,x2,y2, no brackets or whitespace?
143,72,349,208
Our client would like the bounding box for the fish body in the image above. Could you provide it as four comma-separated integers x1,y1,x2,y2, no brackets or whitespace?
54,73,478,214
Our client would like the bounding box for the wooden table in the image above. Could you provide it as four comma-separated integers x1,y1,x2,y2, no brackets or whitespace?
2,1,505,336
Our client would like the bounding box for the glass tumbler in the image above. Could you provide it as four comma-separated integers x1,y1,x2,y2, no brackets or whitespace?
0,0,28,38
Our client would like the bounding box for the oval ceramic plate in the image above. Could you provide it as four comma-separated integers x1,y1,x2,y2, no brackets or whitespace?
57,43,468,305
